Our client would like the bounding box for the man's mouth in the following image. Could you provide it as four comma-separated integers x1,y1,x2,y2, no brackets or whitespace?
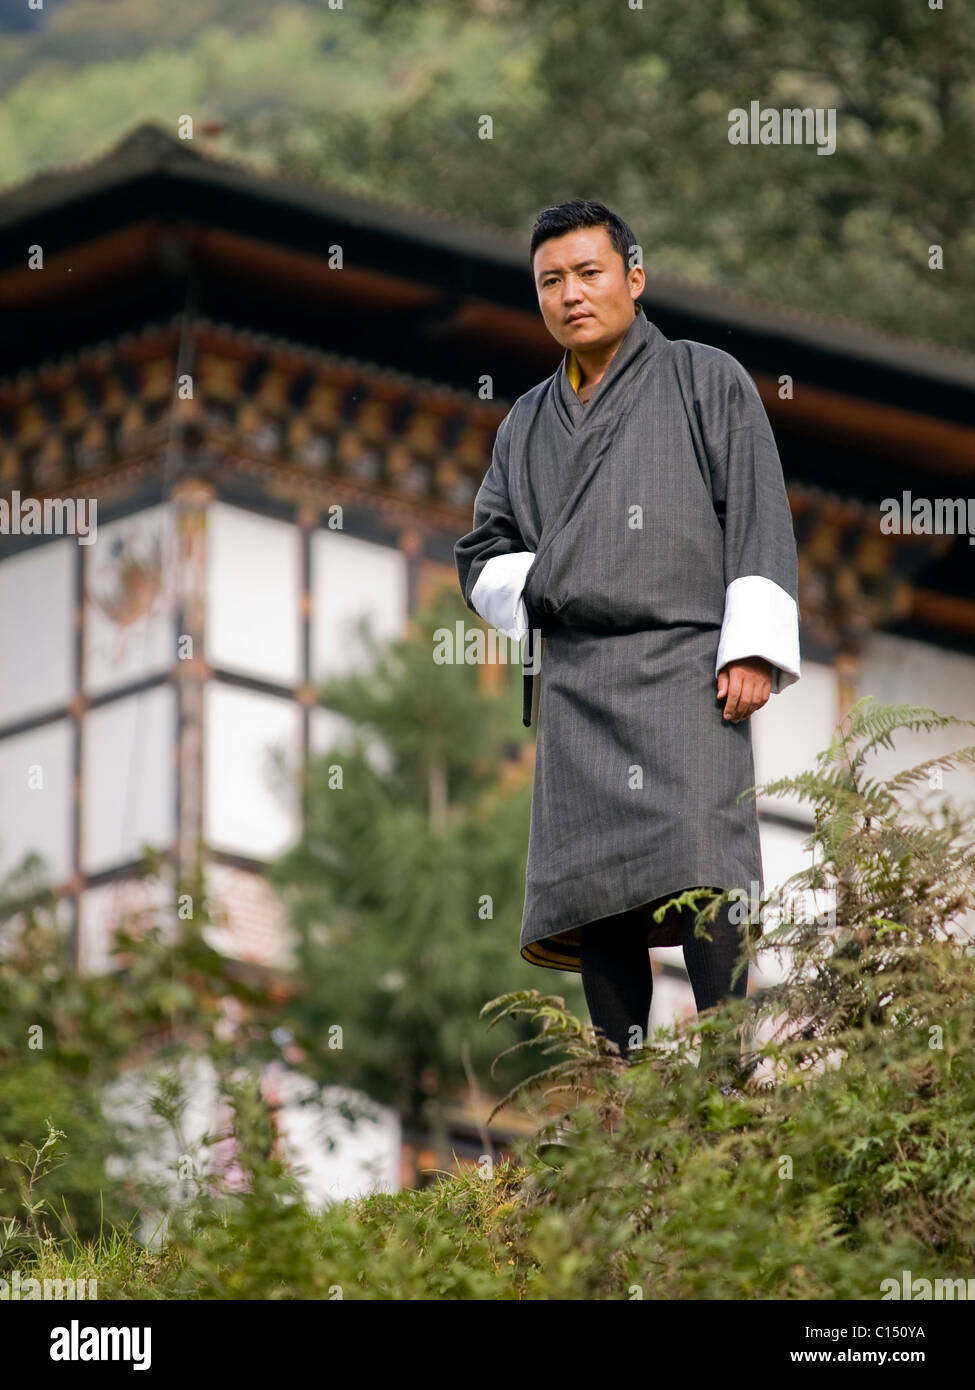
566,313,591,324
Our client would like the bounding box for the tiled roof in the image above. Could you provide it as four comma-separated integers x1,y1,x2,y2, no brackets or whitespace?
2,122,973,391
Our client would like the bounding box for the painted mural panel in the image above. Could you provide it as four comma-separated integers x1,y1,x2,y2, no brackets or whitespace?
84,504,174,697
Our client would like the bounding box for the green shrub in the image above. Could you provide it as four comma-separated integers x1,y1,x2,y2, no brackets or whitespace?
7,699,975,1299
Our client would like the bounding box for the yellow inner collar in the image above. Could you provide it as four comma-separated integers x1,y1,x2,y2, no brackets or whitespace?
567,351,581,392
567,303,641,395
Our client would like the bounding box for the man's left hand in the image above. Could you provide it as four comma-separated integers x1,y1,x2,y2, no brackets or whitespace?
717,656,774,723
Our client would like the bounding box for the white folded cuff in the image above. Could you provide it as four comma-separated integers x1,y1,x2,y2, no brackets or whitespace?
715,575,801,694
469,551,536,641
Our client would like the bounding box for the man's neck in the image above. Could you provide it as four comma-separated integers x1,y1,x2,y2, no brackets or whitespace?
574,339,622,394
571,306,639,395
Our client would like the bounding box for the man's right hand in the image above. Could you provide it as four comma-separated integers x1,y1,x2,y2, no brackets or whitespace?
717,656,773,723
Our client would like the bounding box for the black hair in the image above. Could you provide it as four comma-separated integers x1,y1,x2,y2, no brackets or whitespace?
529,199,639,279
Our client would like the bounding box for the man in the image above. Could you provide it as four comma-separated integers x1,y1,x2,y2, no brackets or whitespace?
454,200,800,1072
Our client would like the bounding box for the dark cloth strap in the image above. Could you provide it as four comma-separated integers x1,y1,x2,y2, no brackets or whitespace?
522,625,535,727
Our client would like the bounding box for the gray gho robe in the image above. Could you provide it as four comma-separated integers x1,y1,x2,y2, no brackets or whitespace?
454,302,801,973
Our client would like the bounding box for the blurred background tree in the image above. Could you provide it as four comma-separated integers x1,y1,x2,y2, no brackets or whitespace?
0,851,281,1243
268,584,585,1185
0,584,584,1213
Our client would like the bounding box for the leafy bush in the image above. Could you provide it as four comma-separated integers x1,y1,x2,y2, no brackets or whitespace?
8,698,975,1299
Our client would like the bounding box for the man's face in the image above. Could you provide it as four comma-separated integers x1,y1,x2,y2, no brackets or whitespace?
532,225,645,352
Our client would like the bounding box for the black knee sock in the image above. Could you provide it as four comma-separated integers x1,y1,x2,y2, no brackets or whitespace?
579,909,653,1061
578,898,749,1068
680,897,750,1011
681,896,749,1077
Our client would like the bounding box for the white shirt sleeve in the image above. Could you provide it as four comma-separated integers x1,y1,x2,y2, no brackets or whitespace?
714,574,801,694
469,551,536,641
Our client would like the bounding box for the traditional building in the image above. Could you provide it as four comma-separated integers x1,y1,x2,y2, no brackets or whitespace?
1,123,973,1191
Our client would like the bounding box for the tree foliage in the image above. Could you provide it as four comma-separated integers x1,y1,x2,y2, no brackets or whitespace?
0,1,969,346
7,697,975,1297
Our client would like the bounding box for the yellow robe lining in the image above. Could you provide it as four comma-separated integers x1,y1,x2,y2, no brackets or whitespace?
566,303,640,397
566,350,581,393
